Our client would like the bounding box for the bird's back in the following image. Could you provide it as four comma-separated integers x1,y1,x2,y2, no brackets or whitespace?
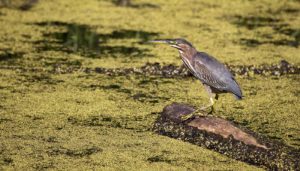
190,52,243,99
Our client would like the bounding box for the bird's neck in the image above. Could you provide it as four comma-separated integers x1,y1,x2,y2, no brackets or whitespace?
178,47,197,61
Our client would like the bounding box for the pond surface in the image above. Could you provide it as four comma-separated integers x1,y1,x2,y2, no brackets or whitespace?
0,0,299,170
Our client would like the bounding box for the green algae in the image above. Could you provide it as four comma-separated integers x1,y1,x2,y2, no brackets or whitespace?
0,0,299,170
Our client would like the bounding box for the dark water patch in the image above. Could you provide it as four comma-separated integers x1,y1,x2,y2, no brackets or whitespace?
147,155,174,163
239,38,299,48
1,72,64,91
273,27,300,47
267,5,300,15
86,80,169,103
0,51,24,61
199,2,220,8
33,22,101,56
293,90,300,96
0,118,12,124
20,73,64,85
87,84,132,94
280,8,300,14
0,85,6,89
32,21,159,58
42,136,58,143
112,0,158,8
239,38,262,47
0,157,13,165
0,0,38,10
21,34,32,39
99,84,121,89
138,78,157,85
138,77,174,86
68,114,156,132
96,45,151,58
230,15,300,47
25,115,44,121
271,39,299,47
132,92,169,104
19,0,38,11
113,0,131,6
98,29,160,44
231,15,281,29
46,59,82,68
48,146,102,157
33,161,55,170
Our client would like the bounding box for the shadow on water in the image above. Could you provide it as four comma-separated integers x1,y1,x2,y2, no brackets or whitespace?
0,0,38,11
230,15,300,47
0,50,24,64
33,22,160,58
231,15,281,30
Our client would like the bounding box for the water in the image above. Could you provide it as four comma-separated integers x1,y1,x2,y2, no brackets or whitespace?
33,21,159,58
231,15,300,47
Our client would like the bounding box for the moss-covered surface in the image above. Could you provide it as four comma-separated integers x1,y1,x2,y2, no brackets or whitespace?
0,0,299,170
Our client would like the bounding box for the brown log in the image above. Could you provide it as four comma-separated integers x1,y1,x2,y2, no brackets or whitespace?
153,103,299,170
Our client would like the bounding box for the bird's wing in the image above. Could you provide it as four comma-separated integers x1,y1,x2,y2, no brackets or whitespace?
193,60,227,90
192,52,242,99
195,52,234,80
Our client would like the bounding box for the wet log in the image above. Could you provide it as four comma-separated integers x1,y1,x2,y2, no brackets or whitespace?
153,103,299,170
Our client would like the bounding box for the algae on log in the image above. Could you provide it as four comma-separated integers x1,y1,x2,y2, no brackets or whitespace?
153,103,299,170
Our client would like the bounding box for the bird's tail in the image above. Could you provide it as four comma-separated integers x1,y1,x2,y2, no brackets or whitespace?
229,79,243,100
234,94,243,100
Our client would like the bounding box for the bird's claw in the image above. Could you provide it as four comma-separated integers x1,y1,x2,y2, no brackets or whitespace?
180,109,206,122
200,105,214,115
180,104,215,122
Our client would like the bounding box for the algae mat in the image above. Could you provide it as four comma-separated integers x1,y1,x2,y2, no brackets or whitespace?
0,0,299,170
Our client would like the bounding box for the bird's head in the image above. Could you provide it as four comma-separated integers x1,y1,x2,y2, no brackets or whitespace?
150,38,195,54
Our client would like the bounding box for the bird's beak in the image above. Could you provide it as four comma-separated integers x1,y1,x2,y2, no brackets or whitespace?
150,39,180,49
149,39,174,44
149,39,170,44
170,44,181,49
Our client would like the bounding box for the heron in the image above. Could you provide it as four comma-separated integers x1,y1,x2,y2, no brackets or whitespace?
151,38,242,116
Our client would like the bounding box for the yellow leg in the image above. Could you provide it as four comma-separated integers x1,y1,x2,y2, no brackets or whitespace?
181,84,219,121
180,97,216,121
200,97,215,114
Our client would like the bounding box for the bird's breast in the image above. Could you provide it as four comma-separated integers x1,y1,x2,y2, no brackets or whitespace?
180,54,198,76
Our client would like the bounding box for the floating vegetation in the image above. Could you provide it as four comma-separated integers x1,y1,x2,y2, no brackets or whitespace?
32,22,159,58
0,0,299,170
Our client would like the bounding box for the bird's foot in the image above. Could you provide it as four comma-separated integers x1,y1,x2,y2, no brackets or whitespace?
200,105,214,115
180,108,207,122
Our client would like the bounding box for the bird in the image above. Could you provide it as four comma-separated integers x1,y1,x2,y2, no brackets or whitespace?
151,38,242,115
